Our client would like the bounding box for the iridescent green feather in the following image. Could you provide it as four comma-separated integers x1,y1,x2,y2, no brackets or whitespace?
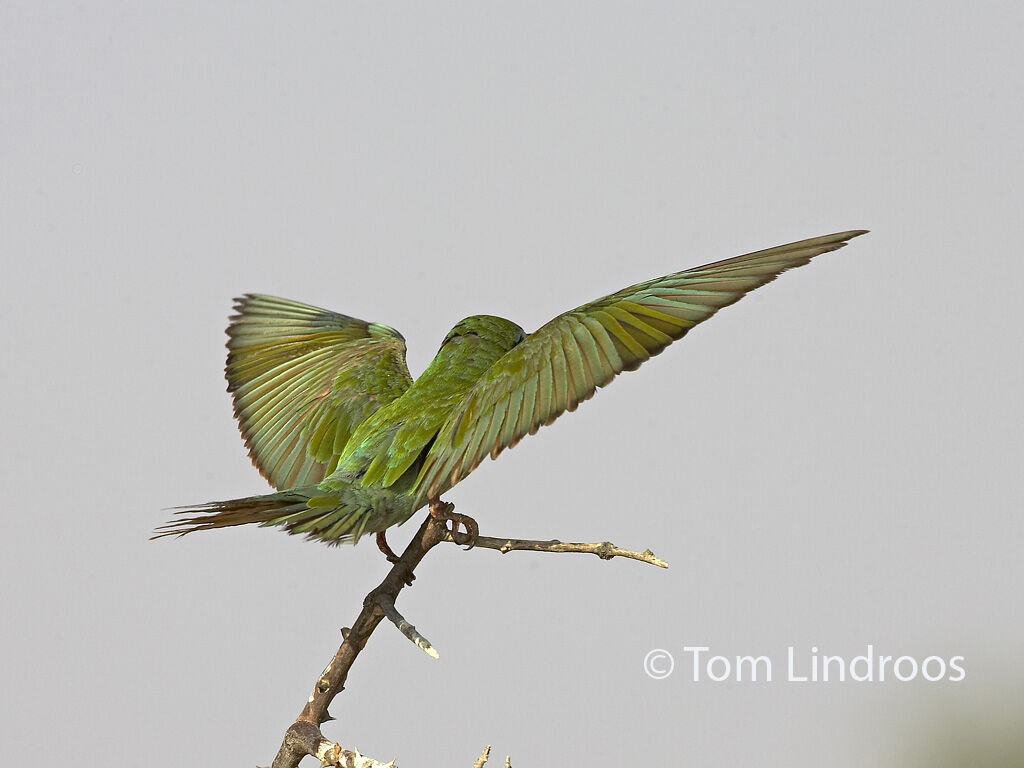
325,316,528,492
159,230,866,547
411,230,867,506
225,294,413,489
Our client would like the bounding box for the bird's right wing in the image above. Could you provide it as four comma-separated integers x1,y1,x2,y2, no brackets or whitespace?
225,294,413,490
413,230,866,504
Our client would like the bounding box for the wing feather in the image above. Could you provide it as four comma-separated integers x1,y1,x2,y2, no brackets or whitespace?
413,230,866,502
513,375,538,447
498,384,525,456
226,294,412,489
548,335,570,417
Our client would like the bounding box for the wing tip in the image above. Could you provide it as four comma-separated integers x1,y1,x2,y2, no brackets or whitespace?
818,229,869,249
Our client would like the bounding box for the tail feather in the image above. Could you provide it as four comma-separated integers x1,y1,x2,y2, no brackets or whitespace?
153,486,378,545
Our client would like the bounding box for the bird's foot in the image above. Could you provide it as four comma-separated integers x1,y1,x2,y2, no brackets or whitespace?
376,531,401,564
376,531,414,584
429,500,479,550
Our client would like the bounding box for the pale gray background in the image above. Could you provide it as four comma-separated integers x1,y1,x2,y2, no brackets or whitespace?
2,2,1022,766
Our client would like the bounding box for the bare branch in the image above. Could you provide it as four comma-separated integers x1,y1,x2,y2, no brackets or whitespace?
444,530,668,568
374,592,440,659
269,509,665,765
270,513,447,768
316,742,396,768
266,721,397,768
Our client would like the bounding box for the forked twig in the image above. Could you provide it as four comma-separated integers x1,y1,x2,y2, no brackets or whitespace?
269,511,663,766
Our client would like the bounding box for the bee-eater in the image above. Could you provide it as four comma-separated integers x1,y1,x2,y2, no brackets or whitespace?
156,230,866,560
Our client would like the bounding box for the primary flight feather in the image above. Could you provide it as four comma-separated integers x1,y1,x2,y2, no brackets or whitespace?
156,230,866,549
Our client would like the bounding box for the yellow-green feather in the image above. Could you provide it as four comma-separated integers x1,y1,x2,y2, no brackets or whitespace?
225,294,413,490
412,230,867,506
162,231,865,547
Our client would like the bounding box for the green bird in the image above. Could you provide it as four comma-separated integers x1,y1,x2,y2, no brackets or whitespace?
156,230,866,559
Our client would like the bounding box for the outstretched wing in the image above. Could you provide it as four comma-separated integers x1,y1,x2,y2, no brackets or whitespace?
226,294,413,490
413,230,866,503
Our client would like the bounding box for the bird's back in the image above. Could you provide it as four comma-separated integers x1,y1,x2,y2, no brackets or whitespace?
325,315,527,497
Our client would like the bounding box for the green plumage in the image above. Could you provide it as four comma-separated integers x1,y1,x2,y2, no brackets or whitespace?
156,230,866,545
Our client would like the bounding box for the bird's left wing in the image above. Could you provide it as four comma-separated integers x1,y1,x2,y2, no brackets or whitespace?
413,230,866,504
226,294,413,490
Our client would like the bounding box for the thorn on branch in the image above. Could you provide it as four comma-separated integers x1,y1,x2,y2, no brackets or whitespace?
473,745,491,768
470,745,514,768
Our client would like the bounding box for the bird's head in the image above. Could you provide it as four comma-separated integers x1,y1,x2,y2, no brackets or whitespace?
440,315,526,352
413,316,526,396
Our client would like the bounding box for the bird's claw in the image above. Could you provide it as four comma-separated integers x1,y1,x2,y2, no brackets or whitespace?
429,500,479,550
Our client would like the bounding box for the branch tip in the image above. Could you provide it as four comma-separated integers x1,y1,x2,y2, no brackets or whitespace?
472,745,492,768
444,530,668,568
375,593,440,659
